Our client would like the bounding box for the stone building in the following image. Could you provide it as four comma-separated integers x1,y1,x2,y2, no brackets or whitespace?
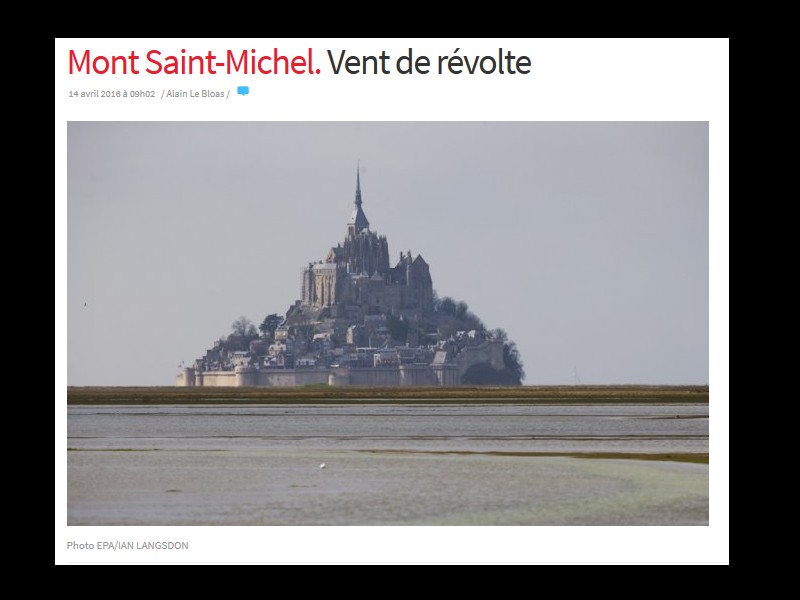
300,169,433,313
177,166,510,388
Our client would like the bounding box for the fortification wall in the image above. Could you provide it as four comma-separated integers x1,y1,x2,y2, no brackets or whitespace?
399,364,438,386
432,364,459,386
175,368,194,387
347,367,401,386
179,365,459,387
455,340,505,377
253,369,330,387
199,372,237,387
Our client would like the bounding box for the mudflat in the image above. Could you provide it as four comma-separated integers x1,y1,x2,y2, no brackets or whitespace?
67,402,709,525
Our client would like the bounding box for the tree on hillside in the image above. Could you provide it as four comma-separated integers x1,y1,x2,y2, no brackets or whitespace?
503,340,525,383
463,311,485,332
386,315,410,343
231,316,257,338
492,328,508,342
439,297,457,316
259,314,282,339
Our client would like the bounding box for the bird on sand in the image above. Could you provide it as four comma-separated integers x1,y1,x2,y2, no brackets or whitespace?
319,463,326,470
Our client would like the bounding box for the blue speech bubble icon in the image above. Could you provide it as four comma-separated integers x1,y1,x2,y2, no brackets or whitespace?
237,86,250,96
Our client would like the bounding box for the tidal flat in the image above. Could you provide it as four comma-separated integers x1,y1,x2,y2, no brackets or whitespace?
67,401,709,525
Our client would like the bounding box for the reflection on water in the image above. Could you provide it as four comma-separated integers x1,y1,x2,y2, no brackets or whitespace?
67,403,708,525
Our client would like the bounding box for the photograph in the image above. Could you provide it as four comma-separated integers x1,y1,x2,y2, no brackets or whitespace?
67,121,709,526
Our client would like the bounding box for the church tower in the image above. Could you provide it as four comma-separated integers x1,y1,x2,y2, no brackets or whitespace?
300,165,392,306
347,165,370,238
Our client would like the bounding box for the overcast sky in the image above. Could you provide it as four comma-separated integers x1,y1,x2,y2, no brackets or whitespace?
67,122,708,385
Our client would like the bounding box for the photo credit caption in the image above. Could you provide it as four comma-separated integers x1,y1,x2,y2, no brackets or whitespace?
67,540,190,551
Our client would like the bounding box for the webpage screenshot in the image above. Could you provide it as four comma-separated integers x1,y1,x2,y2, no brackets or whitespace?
55,38,729,565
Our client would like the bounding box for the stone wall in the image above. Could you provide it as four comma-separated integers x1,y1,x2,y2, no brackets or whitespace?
196,372,237,387
257,369,330,387
455,340,505,376
347,367,401,386
432,364,459,386
178,363,463,388
399,364,438,386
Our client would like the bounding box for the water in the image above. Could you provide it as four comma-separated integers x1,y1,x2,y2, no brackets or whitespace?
67,403,708,525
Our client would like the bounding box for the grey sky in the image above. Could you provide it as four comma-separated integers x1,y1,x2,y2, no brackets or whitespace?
67,122,708,385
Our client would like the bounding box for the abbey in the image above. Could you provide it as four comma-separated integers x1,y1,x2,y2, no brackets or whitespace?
177,167,522,388
300,169,433,315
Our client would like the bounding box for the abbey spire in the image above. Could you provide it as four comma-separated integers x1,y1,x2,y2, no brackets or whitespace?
355,164,363,208
348,163,370,237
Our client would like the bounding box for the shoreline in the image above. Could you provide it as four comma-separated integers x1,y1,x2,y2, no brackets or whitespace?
67,447,709,464
67,385,708,405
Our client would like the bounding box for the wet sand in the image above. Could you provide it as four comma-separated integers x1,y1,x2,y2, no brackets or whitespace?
67,403,709,525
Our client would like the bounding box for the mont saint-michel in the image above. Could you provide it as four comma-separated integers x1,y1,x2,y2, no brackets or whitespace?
177,168,524,388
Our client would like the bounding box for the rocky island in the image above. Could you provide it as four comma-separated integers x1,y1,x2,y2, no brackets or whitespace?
177,168,524,387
